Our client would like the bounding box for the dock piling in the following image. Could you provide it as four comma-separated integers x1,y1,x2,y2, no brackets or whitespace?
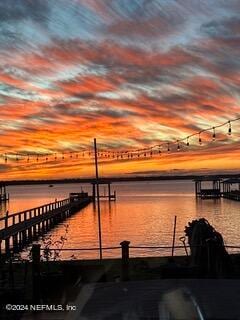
171,215,177,257
120,240,130,281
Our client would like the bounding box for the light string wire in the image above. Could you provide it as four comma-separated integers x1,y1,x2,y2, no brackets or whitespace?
0,116,239,163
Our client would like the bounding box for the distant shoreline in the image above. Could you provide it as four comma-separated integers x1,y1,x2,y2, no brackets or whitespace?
3,173,240,186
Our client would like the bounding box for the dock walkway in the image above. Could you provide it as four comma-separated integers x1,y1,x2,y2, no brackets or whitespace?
0,194,92,256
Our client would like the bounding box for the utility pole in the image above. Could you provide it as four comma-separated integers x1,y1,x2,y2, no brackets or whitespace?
94,138,102,260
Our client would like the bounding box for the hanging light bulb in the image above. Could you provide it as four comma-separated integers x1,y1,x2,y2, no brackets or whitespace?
70,152,73,158
150,151,153,156
16,154,19,161
199,133,202,145
62,153,64,160
4,154,7,163
186,137,189,146
45,154,48,161
212,127,216,141
177,141,180,151
228,121,232,135
167,143,170,152
158,147,161,155
76,153,78,158
131,153,133,158
82,152,85,157
36,155,39,162
54,154,57,160
27,155,30,162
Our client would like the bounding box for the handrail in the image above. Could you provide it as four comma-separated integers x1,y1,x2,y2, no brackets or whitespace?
40,244,240,252
0,197,70,222
0,198,89,231
40,246,121,251
0,196,91,232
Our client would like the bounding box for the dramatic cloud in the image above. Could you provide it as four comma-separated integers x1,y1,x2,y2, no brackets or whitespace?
0,0,239,179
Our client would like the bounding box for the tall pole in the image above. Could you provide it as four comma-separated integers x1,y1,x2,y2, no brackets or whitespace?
171,215,177,257
94,138,102,260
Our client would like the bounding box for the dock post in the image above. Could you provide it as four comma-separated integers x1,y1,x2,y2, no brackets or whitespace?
92,183,96,202
5,238,10,256
120,241,130,281
32,244,41,302
94,138,103,260
12,234,18,253
108,183,111,202
5,210,9,228
171,216,177,257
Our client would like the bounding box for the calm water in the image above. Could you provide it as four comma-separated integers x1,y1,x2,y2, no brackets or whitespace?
1,181,240,259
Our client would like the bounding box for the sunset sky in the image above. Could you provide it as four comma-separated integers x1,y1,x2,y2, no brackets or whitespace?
0,0,239,180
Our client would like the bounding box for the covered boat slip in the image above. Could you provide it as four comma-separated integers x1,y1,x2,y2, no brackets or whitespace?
222,178,240,201
194,176,240,200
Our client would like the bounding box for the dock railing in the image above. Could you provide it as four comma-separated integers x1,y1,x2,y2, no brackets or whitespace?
0,198,70,230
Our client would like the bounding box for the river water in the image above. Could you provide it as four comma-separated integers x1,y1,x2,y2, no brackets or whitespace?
1,180,240,259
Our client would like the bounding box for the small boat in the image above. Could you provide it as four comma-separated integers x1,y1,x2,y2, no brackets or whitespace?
48,184,54,188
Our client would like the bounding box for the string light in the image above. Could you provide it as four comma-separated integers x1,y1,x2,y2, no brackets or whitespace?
177,140,180,151
212,127,216,141
1,116,239,164
199,133,202,145
228,121,232,135
167,143,170,152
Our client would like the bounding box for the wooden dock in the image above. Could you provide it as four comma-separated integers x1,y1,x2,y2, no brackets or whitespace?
194,177,240,201
194,177,222,199
0,183,9,202
222,178,240,201
91,181,116,201
0,193,92,256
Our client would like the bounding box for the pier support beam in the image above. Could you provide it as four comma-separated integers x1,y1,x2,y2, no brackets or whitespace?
120,240,130,281
92,183,96,202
